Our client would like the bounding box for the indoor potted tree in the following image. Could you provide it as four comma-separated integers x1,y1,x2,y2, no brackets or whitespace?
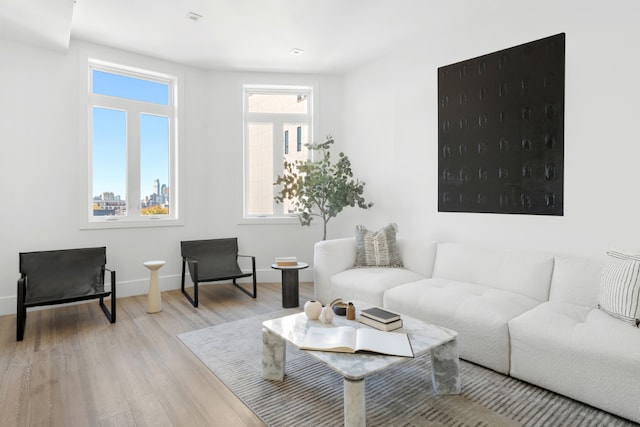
274,136,373,240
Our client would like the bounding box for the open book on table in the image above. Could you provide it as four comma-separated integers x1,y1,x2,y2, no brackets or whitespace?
300,326,414,357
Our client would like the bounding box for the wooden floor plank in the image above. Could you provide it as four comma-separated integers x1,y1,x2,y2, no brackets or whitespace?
0,281,314,426
60,337,101,427
28,345,60,426
99,410,136,427
128,392,173,427
1,344,34,427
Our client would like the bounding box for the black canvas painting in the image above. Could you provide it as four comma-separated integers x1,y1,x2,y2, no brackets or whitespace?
438,33,565,215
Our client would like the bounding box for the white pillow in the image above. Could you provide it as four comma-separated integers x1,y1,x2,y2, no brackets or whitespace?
599,251,640,327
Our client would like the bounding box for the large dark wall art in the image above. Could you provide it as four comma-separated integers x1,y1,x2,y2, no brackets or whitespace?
438,33,565,215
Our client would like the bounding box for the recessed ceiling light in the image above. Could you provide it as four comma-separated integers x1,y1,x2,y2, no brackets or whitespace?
186,12,202,22
290,48,304,56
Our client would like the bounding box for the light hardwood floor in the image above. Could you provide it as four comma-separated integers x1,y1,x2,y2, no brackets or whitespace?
0,281,315,427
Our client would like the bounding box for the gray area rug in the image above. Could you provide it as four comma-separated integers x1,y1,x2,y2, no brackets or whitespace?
178,310,637,427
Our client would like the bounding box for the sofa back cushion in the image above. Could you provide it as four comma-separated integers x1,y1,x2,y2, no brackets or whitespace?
433,242,554,302
548,254,604,307
396,238,437,278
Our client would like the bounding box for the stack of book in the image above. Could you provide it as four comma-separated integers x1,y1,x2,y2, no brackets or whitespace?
275,256,298,266
359,307,403,331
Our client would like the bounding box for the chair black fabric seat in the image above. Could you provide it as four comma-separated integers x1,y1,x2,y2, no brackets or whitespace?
181,238,256,307
24,290,112,307
196,271,253,282
17,247,116,341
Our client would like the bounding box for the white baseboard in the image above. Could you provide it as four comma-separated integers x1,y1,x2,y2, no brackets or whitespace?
0,268,314,317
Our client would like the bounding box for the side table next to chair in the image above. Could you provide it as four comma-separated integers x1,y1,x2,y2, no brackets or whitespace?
143,260,166,313
271,262,309,308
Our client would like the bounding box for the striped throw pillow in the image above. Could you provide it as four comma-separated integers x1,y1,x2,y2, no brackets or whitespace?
354,223,403,268
599,251,640,327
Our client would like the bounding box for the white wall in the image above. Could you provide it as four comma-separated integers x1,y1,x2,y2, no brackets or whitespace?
0,39,342,315
337,0,640,258
4,0,639,317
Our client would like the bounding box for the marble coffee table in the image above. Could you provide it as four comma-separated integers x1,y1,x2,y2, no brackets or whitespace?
262,304,460,427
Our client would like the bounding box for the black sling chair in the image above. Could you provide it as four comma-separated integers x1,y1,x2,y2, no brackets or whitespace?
180,238,257,307
17,247,116,341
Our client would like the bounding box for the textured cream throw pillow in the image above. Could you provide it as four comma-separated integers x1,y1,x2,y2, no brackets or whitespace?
599,250,640,327
354,223,403,268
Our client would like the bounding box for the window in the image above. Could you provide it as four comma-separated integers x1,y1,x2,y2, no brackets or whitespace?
81,57,182,228
284,130,290,155
243,85,313,219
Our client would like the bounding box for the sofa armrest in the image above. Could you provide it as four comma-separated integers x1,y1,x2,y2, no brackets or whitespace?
313,238,357,304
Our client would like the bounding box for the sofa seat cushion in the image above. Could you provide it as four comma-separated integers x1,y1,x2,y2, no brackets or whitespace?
509,301,640,423
330,268,426,307
383,278,539,374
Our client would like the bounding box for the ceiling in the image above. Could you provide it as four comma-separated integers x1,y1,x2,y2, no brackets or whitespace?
0,0,473,74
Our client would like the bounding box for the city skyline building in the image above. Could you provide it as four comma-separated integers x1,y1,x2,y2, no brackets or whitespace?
93,179,169,216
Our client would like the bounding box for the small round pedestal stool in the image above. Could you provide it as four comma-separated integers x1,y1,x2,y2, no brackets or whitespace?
143,260,166,313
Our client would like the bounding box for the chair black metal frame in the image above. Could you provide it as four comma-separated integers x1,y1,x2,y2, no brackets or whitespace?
180,238,256,307
17,246,116,341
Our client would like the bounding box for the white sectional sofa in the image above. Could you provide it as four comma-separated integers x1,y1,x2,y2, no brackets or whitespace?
313,237,640,424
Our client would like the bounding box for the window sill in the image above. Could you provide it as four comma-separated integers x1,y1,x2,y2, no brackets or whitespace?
80,217,185,230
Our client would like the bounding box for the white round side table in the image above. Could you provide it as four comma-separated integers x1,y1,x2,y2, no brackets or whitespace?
143,260,166,313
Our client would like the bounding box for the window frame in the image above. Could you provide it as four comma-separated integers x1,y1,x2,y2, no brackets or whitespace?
242,84,315,222
79,53,184,229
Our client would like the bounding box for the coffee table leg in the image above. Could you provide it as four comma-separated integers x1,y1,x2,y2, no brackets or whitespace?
262,327,286,380
344,378,365,427
430,338,461,394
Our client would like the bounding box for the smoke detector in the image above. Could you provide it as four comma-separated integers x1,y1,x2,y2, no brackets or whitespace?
186,12,202,22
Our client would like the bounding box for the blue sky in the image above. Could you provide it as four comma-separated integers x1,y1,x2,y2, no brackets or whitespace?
92,70,169,199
